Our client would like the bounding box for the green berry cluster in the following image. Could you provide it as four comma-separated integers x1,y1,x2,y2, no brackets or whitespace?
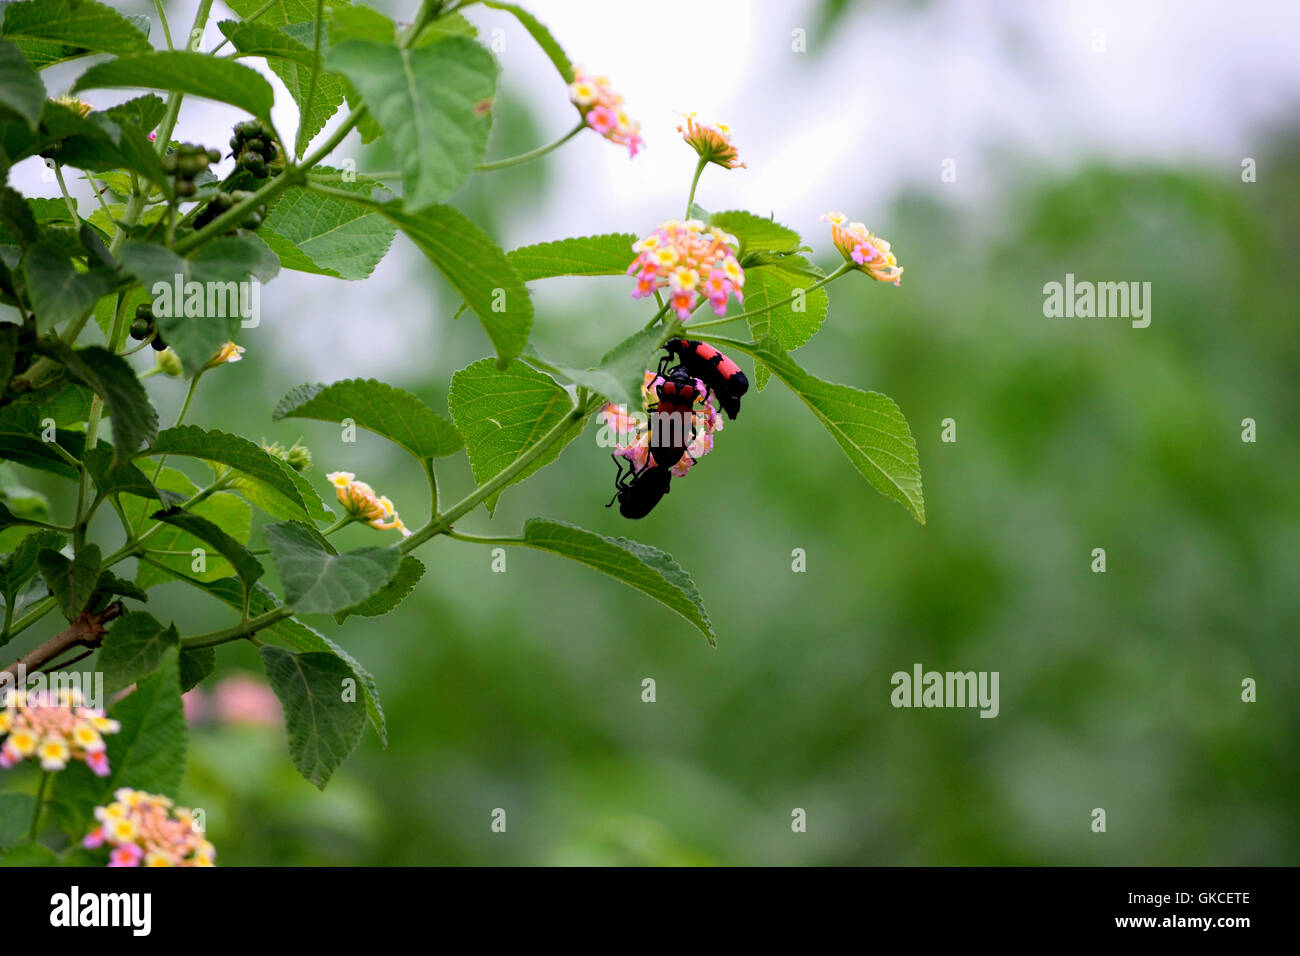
129,303,168,351
229,120,280,179
160,143,221,198
208,189,269,230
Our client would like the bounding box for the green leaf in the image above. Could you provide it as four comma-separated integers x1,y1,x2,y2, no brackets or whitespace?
0,793,33,849
449,358,584,514
37,542,99,620
0,527,61,596
709,210,802,257
53,646,185,834
73,51,275,123
334,554,423,623
380,203,532,363
0,408,83,479
228,465,333,523
273,378,462,460
519,518,715,645
62,345,158,463
710,335,925,523
178,646,215,692
216,20,342,151
262,172,396,279
0,0,151,60
21,241,112,330
263,520,399,614
81,444,161,501
5,380,95,427
97,610,178,693
143,426,310,517
0,37,44,128
0,843,56,866
506,233,636,281
117,237,278,376
325,35,497,210
123,467,252,589
196,574,386,744
480,1,572,81
150,508,264,590
93,568,147,604
742,258,828,390
260,644,366,789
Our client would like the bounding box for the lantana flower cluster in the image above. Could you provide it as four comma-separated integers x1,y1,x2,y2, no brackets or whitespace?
0,687,120,776
601,370,723,479
568,67,643,158
326,471,411,536
628,220,744,320
83,789,216,867
822,212,904,285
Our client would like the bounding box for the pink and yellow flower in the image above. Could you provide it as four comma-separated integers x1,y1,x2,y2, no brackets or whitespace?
677,113,745,169
0,687,120,777
822,212,903,285
569,67,643,158
83,789,216,867
628,220,743,320
326,471,411,537
600,370,724,478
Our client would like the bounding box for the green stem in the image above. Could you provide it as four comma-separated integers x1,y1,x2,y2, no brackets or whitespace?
476,122,584,171
52,164,80,223
30,771,48,839
152,0,174,49
400,397,595,554
643,300,671,330
685,156,707,218
180,606,293,650
444,530,523,546
688,262,854,330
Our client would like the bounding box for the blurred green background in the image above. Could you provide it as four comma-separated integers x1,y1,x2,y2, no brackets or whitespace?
7,1,1300,865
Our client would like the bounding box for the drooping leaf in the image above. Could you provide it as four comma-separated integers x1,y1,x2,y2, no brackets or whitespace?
37,542,100,620
97,610,178,693
142,426,310,517
273,378,462,460
519,518,715,645
480,1,572,81
260,645,366,789
178,646,215,692
325,35,497,211
261,171,396,279
73,51,275,123
334,555,424,623
263,520,399,614
61,345,158,464
707,335,925,523
506,233,636,282
448,358,584,514
0,37,44,128
81,444,161,501
381,203,531,362
123,467,253,589
21,241,112,330
150,508,264,591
